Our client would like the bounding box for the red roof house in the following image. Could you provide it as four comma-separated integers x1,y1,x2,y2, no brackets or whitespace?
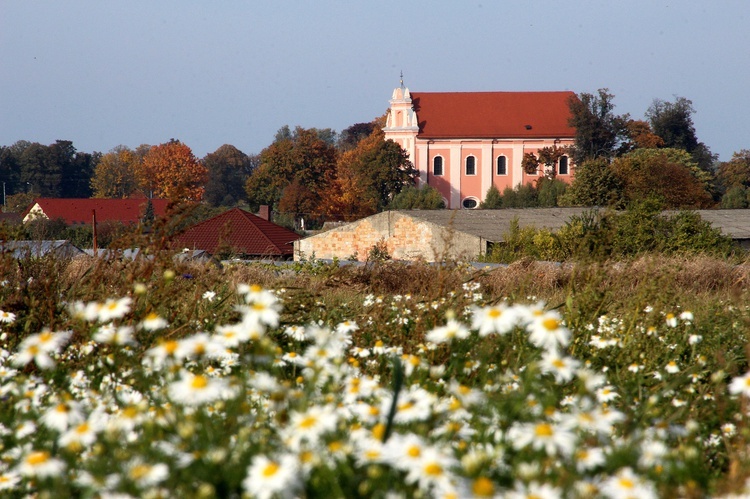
22,198,169,225
174,207,301,259
383,85,578,210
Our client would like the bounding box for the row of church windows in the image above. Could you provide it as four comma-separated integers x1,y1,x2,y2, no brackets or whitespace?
432,155,569,176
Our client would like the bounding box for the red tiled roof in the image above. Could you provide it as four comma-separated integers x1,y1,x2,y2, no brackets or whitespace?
410,91,577,139
174,208,301,257
25,198,168,225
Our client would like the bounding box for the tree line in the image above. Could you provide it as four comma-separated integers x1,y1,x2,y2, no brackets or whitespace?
0,115,424,229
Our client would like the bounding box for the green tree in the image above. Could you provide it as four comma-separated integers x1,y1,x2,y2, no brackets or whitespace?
338,122,376,151
20,142,60,197
559,158,623,207
355,139,417,210
536,177,568,207
567,89,629,164
203,144,254,207
479,185,503,209
389,184,445,210
646,97,716,172
501,184,538,208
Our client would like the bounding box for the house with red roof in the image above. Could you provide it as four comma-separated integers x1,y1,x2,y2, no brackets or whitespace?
383,83,577,209
174,207,301,259
22,198,169,225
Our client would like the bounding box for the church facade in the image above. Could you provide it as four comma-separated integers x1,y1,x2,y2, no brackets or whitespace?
383,85,577,209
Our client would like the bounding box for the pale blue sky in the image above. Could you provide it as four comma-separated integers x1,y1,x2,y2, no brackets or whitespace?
2,1,748,161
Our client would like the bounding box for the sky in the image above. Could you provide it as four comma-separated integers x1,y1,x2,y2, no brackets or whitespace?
2,1,749,162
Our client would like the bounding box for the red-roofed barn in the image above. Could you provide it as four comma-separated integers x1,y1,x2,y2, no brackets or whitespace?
174,208,301,259
383,84,577,209
22,198,168,225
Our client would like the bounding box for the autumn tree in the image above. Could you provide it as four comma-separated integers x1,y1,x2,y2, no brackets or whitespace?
717,150,750,208
202,144,255,207
621,120,664,152
568,89,629,164
245,127,337,216
610,148,713,209
139,140,207,202
91,146,142,198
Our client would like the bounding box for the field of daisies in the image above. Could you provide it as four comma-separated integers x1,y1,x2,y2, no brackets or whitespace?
1,253,750,498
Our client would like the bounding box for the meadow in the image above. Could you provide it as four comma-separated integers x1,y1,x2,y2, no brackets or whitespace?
1,250,750,498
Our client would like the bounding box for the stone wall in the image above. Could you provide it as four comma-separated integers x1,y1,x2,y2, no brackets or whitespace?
295,212,483,262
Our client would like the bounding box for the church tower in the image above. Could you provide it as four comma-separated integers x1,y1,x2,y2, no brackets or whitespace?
383,78,420,168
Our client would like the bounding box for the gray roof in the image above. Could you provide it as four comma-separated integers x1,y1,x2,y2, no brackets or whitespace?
0,240,84,258
396,208,750,242
399,208,594,242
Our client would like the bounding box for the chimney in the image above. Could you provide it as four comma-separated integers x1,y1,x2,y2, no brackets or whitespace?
258,205,271,221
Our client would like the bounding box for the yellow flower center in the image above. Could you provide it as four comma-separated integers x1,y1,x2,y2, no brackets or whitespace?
488,308,501,319
298,416,317,429
472,477,495,497
26,451,50,466
262,462,279,477
618,477,635,489
191,375,208,389
250,284,262,293
406,445,421,458
535,423,554,437
423,462,443,476
542,318,559,330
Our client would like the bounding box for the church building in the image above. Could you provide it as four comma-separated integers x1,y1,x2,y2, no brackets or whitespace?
383,82,577,209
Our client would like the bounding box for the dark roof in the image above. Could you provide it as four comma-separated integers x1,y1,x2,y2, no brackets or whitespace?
24,198,168,225
410,91,577,139
174,208,301,257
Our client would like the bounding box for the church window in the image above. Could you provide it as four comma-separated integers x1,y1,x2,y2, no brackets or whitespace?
496,156,507,175
433,156,444,176
462,197,479,209
465,156,476,176
559,156,569,175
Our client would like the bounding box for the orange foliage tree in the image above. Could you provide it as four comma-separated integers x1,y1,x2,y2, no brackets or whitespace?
139,140,207,202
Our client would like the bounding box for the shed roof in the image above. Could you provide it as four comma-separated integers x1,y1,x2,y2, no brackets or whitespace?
400,208,750,242
410,91,577,139
174,207,301,257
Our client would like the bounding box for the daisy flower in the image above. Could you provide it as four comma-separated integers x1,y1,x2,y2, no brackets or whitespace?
93,324,137,346
507,420,577,457
426,319,470,344
471,302,518,336
539,350,580,384
243,454,301,499
16,450,66,478
97,296,132,322
168,371,231,406
139,312,168,331
527,310,570,351
12,329,72,369
0,310,16,323
600,467,656,499
728,371,750,397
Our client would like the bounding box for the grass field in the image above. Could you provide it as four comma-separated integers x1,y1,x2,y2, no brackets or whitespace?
1,252,750,498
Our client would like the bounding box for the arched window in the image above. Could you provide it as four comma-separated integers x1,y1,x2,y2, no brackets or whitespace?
433,156,444,176
559,156,569,175
465,156,476,176
496,156,507,175
462,197,479,209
